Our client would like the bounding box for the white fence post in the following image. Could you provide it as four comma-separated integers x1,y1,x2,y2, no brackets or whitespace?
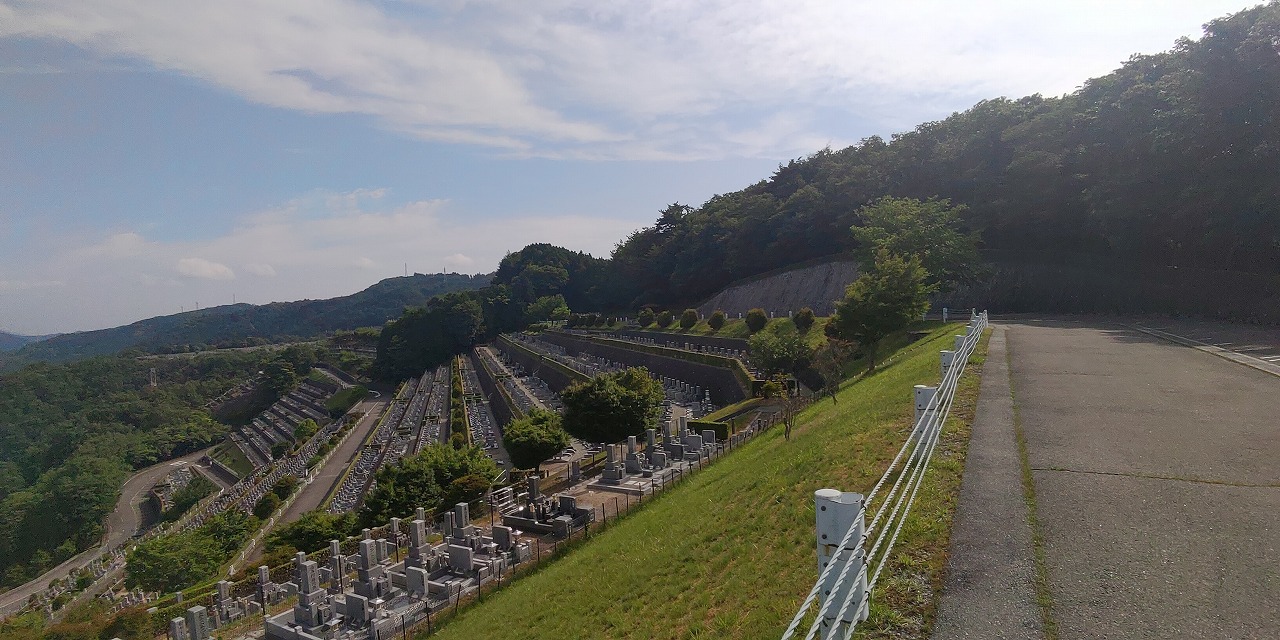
940,350,956,379
815,489,868,635
913,385,937,424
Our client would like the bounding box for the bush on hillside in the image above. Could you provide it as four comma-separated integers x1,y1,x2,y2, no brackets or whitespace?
794,307,816,332
680,309,699,329
657,310,674,327
708,310,726,331
637,308,655,327
745,308,769,333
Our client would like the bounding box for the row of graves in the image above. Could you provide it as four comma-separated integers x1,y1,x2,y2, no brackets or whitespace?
166,410,776,640
167,498,574,640
228,380,342,472
588,416,722,497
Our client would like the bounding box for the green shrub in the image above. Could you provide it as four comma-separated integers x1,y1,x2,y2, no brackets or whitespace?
680,309,699,329
253,492,282,520
794,307,816,332
745,308,769,333
657,310,674,327
637,308,655,327
708,310,726,331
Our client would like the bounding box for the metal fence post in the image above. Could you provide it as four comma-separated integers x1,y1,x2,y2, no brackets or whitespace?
913,385,937,424
815,489,868,635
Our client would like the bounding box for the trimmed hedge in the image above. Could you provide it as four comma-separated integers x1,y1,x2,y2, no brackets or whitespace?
687,419,730,441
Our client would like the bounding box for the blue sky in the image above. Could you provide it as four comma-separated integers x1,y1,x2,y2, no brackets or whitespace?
0,0,1258,334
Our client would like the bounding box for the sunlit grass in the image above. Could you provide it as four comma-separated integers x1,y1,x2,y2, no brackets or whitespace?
425,324,988,640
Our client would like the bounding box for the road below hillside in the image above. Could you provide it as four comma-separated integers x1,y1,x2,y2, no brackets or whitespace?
0,448,212,617
937,318,1279,638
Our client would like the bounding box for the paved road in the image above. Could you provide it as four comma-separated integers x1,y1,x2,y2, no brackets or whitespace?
0,448,210,617
938,318,1279,639
266,398,389,527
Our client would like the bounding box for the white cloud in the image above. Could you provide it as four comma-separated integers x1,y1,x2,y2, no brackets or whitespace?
0,0,1255,159
176,257,235,280
0,188,642,332
442,253,475,269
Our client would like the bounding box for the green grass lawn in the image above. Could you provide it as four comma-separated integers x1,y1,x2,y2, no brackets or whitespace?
426,324,989,640
210,442,254,479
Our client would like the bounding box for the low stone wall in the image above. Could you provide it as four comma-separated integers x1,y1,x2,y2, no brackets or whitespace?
492,336,583,393
537,333,747,406
471,349,517,428
610,329,749,351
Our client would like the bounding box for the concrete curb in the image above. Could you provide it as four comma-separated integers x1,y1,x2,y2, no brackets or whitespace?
1123,324,1280,378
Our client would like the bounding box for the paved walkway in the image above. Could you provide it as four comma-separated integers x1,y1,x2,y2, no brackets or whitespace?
932,326,1041,639
936,319,1280,639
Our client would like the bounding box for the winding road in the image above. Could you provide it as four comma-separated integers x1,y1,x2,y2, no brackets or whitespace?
0,448,214,617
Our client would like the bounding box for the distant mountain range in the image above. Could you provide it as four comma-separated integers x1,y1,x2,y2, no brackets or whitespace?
0,331,53,352
7,272,490,365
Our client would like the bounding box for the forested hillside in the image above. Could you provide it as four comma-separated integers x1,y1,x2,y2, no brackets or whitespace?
9,272,489,366
372,5,1280,381
373,245,595,380
0,349,299,588
608,4,1280,317
0,333,49,353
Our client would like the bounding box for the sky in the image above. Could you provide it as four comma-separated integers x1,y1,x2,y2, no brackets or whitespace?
0,0,1261,335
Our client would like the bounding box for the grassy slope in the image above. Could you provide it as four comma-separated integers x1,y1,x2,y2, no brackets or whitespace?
429,324,988,640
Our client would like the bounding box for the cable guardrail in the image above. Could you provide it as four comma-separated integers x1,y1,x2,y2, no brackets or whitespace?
782,310,989,640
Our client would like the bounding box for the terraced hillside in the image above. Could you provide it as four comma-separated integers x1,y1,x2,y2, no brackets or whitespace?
428,324,988,639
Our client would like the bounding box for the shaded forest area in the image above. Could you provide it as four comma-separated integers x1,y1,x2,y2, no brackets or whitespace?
0,348,309,588
375,4,1280,380
607,4,1280,318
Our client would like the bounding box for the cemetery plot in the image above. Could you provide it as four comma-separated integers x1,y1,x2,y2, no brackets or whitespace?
458,355,512,468
327,381,414,514
414,365,450,454
162,398,782,640
226,380,343,478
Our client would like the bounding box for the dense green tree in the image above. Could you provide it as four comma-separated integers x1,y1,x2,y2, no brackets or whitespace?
679,309,699,329
636,308,655,327
707,310,726,331
272,475,298,500
358,444,498,526
125,511,253,592
794,307,816,333
745,309,769,333
748,331,812,376
829,251,933,371
656,310,674,328
851,197,979,291
373,292,484,381
162,475,216,522
293,419,319,441
525,295,571,323
502,409,571,473
561,368,665,443
253,492,282,520
266,510,356,554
